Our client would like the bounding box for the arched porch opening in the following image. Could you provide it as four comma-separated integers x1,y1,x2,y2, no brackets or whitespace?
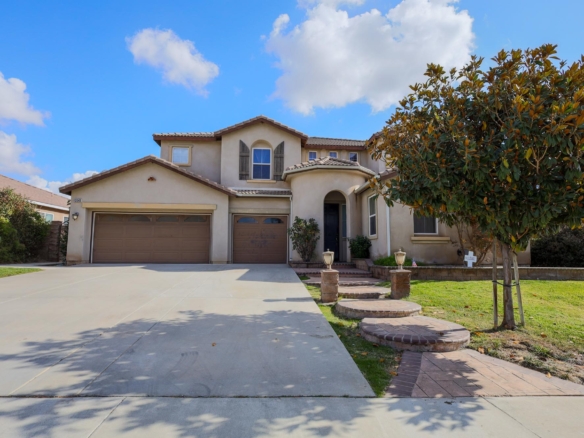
323,190,349,262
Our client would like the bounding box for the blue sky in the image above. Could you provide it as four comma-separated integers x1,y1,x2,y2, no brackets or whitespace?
1,0,583,193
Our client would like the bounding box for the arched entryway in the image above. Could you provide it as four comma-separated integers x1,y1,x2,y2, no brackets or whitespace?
323,191,348,262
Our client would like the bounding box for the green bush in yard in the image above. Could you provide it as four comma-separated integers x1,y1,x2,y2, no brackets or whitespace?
288,216,320,262
349,235,371,258
0,218,25,263
531,228,584,267
0,188,50,262
374,255,420,267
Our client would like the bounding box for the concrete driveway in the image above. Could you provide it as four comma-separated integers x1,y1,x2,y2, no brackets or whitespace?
0,264,373,397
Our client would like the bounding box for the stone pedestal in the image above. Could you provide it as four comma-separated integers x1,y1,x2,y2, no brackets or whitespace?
321,269,339,303
390,269,411,300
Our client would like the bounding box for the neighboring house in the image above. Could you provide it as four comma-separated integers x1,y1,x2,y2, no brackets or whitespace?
0,174,70,222
59,115,530,265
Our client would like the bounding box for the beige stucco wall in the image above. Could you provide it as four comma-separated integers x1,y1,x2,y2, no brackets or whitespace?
160,140,221,183
289,169,367,262
220,124,301,189
359,189,390,261
66,162,230,264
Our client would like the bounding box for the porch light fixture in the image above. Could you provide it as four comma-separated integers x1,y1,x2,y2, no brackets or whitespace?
394,248,406,270
323,250,334,270
72,212,79,221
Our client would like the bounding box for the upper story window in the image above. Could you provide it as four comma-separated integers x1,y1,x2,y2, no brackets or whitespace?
252,148,271,179
368,195,377,237
171,147,190,165
413,212,438,234
308,151,317,161
329,151,338,158
349,152,358,162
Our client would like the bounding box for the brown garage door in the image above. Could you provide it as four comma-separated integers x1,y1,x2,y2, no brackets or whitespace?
92,214,210,263
233,215,287,264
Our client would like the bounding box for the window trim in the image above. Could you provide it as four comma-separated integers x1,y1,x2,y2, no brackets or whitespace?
308,151,317,161
413,215,439,235
349,152,358,162
368,195,377,238
329,151,338,158
251,147,272,180
170,145,192,166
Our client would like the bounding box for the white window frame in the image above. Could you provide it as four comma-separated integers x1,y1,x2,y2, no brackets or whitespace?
308,151,317,161
252,147,272,180
349,152,358,162
64,216,69,223
413,215,439,235
368,195,377,238
43,213,54,222
329,151,338,158
170,146,191,166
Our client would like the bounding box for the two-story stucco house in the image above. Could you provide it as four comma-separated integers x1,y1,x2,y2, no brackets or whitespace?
60,115,529,266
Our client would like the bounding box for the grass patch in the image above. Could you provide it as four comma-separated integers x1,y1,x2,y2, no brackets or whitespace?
305,285,400,396
378,280,584,384
0,267,41,279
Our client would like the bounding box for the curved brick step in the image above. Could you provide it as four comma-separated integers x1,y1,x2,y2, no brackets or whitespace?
303,277,379,287
338,286,387,299
360,316,470,352
335,299,421,319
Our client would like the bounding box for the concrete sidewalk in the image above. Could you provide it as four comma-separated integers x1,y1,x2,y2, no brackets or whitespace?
0,396,582,437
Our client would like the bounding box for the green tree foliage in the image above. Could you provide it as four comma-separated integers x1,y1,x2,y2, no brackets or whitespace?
369,45,584,328
0,218,25,263
0,188,50,262
288,216,320,262
349,235,372,259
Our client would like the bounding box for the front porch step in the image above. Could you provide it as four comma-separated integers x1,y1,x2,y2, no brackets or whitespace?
338,286,387,299
360,316,470,353
303,277,379,287
335,299,422,320
289,262,357,269
295,268,372,277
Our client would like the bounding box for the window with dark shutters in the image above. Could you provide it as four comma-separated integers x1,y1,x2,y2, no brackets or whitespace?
239,140,250,180
273,142,285,181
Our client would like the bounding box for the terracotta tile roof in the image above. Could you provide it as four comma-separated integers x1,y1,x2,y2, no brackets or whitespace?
306,137,366,150
282,156,376,181
59,155,237,197
234,189,292,197
153,115,308,145
0,174,70,209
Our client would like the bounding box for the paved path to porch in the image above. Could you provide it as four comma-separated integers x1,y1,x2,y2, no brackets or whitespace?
388,350,584,397
0,264,372,398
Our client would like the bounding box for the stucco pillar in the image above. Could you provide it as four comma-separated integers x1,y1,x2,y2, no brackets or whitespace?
321,269,339,303
390,269,411,300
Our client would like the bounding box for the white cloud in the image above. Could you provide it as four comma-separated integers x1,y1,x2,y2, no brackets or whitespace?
127,28,219,96
27,170,98,196
266,0,475,114
0,131,40,176
0,72,48,125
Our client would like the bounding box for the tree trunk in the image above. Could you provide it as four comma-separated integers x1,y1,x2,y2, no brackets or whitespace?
492,239,498,329
501,242,516,329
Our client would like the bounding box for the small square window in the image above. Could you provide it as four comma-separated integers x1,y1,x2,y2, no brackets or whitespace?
349,152,358,162
171,147,190,164
308,151,317,161
413,213,437,234
329,151,338,158
44,213,54,222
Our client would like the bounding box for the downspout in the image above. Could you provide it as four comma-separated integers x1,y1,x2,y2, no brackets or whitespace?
289,193,293,262
386,204,391,256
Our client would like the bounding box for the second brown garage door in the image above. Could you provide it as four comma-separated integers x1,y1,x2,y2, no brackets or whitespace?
92,213,210,263
233,215,287,264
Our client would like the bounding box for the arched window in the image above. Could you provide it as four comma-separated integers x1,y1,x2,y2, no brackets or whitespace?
263,218,283,224
252,148,271,179
237,217,258,224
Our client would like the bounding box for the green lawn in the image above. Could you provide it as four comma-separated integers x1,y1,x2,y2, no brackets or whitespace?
305,285,400,396
378,280,584,384
0,267,42,279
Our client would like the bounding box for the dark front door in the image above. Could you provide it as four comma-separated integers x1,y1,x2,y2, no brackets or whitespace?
324,203,340,261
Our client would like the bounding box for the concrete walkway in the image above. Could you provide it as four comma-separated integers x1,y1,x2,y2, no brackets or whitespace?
0,264,372,397
1,396,583,437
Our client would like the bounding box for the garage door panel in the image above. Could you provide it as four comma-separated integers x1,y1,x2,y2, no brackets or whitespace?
233,215,287,264
93,214,210,264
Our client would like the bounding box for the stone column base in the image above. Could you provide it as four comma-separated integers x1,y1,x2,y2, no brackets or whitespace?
321,269,339,303
390,269,411,300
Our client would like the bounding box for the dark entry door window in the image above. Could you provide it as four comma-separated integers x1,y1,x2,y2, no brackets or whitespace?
324,203,340,261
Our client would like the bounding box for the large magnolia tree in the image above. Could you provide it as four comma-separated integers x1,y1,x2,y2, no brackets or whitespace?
369,45,584,329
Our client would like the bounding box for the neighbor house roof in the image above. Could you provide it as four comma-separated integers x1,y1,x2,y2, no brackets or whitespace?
0,174,70,211
59,155,237,197
153,115,309,146
281,156,376,181
305,137,366,150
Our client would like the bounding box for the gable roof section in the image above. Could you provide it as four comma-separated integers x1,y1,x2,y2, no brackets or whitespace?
0,174,70,210
153,115,309,146
281,156,375,181
59,155,237,197
354,167,399,194
305,137,366,150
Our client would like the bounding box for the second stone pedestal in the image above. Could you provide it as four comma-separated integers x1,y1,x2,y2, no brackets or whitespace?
390,269,411,300
321,269,339,303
